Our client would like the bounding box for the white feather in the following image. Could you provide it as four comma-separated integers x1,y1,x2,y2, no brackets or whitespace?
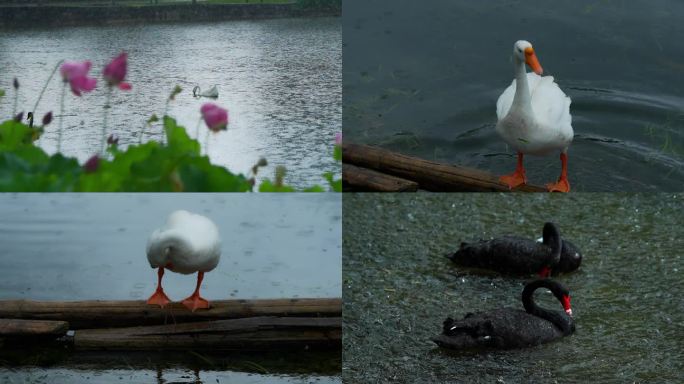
495,41,573,156
146,210,221,274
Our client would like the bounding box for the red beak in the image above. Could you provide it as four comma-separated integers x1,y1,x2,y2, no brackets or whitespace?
562,295,573,316
538,265,552,278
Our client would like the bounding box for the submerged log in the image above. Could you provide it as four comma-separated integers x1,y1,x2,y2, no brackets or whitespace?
343,163,419,192
0,298,341,329
343,143,546,192
0,318,68,337
74,316,341,351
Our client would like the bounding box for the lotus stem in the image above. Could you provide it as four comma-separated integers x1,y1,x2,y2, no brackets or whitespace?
100,86,113,155
57,82,66,153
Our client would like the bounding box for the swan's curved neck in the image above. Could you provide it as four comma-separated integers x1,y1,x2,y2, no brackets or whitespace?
542,222,562,267
522,280,574,334
511,57,533,116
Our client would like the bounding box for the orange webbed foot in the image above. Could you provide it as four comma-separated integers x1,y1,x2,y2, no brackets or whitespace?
181,294,210,312
546,178,570,193
499,171,527,190
147,288,171,308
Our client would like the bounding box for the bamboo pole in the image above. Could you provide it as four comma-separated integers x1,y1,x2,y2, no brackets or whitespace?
343,163,419,192
74,317,341,351
343,143,546,192
0,298,341,329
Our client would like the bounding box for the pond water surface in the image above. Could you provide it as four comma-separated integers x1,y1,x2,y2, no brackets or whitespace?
0,17,341,188
343,193,683,382
0,193,341,383
343,0,684,191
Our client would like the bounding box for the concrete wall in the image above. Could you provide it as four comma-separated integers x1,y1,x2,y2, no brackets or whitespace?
0,3,341,28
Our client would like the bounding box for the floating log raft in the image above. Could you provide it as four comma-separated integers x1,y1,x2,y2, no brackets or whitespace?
0,298,341,329
74,316,341,351
343,143,546,192
0,298,342,351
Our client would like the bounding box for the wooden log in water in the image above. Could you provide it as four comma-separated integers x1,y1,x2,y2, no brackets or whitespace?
0,298,341,329
0,318,69,337
343,163,419,192
74,317,341,351
343,143,546,192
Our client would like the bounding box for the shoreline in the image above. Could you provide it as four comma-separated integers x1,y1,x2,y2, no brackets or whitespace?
0,3,341,29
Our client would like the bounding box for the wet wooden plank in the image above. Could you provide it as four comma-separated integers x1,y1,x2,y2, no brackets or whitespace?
74,317,341,351
343,163,419,192
343,143,546,192
0,318,69,337
0,298,341,329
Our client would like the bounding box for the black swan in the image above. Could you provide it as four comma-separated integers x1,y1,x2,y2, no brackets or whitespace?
446,222,581,277
432,279,574,350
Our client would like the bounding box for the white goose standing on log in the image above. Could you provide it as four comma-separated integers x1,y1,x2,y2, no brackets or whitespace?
146,210,221,312
496,40,573,192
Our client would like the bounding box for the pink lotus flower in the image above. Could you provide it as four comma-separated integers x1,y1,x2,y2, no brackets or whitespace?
335,132,342,146
103,52,131,91
200,103,229,132
60,61,97,96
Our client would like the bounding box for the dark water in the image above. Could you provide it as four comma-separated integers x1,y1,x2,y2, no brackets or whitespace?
343,0,684,191
0,368,340,384
0,17,341,188
343,193,684,382
0,193,341,383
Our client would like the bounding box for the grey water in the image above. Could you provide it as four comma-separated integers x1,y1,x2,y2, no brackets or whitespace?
343,0,684,191
0,17,341,189
343,193,684,382
0,193,341,383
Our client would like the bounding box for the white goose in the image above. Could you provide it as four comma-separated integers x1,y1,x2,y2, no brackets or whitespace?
496,40,573,192
193,85,219,98
146,210,221,312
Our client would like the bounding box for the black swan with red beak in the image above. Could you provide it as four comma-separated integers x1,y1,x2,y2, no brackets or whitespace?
446,222,582,277
432,279,574,350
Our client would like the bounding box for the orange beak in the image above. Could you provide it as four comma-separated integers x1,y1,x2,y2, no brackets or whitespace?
524,47,543,75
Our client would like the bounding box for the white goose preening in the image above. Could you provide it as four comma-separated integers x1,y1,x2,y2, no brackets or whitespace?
496,40,573,192
146,210,221,312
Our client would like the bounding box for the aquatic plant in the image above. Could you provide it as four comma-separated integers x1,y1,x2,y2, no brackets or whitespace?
58,60,97,153
12,78,19,116
1,53,340,192
101,52,132,155
325,132,342,191
103,52,131,91
60,61,97,97
0,114,339,192
199,102,229,155
0,115,246,191
201,103,229,132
